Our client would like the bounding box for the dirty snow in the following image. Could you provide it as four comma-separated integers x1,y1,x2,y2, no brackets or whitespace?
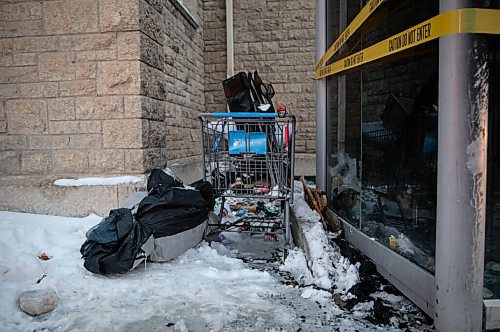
289,181,359,293
0,183,432,331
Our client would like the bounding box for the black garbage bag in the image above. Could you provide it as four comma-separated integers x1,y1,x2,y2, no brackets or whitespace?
194,180,216,211
82,208,134,248
80,208,153,275
147,168,183,195
136,184,212,238
136,170,215,262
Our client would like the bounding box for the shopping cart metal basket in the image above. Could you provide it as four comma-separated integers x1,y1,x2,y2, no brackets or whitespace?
198,112,296,244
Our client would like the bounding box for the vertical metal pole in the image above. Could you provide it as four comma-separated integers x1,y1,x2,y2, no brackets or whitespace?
200,117,207,181
226,0,234,78
315,0,327,190
337,0,347,155
435,1,489,330
290,116,296,204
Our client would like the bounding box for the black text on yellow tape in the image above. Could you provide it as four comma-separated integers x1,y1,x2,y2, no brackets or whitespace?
388,23,431,52
316,8,500,79
315,0,384,70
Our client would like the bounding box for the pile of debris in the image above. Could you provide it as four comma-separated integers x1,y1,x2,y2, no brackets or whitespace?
212,196,284,242
300,176,341,232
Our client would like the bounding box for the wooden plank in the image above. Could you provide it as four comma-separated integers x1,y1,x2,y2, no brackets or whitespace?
324,207,342,232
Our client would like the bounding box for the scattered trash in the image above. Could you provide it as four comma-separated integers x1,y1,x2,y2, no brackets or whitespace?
37,253,52,260
256,201,280,218
214,197,281,220
214,199,232,217
36,274,47,284
388,235,397,250
370,298,393,325
265,232,279,242
253,185,270,195
235,208,248,217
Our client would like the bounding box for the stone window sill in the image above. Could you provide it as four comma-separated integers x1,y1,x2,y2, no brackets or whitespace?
170,0,200,29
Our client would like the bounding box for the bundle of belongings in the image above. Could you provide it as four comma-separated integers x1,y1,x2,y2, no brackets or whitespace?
80,169,215,275
218,70,282,189
222,70,275,114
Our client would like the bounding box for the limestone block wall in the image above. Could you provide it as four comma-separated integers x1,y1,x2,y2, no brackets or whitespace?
0,0,138,175
166,0,205,160
0,0,205,176
203,0,316,154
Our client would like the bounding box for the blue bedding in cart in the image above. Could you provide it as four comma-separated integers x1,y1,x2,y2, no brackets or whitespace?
229,131,267,155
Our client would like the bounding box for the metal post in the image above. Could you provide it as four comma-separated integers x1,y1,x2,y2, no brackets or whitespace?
337,0,347,155
226,0,234,78
435,1,489,330
315,0,327,190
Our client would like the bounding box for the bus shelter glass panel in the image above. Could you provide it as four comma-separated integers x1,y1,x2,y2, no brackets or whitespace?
359,0,439,272
485,34,500,300
327,0,439,273
359,44,438,273
330,69,362,225
327,0,362,227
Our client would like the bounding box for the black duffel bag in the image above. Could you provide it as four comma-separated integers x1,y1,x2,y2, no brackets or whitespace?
80,208,153,275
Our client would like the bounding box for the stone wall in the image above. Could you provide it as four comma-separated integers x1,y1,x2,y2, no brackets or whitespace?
0,0,205,176
203,0,316,154
0,0,139,176
1,0,311,178
145,0,205,162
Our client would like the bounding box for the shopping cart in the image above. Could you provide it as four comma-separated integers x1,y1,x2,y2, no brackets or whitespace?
198,112,296,244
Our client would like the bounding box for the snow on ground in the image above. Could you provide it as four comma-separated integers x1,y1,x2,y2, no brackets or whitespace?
1,211,290,331
0,183,432,331
54,176,144,186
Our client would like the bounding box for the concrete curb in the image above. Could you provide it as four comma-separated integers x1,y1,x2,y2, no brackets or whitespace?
0,175,146,217
289,188,324,267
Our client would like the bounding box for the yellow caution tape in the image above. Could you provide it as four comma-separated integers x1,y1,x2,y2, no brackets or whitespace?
315,0,385,70
316,8,500,80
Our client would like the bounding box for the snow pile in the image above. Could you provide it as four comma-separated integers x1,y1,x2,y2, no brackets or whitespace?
286,181,359,293
280,248,314,285
0,211,295,332
54,176,144,187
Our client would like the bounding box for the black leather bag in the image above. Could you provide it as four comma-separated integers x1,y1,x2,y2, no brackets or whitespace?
222,71,256,113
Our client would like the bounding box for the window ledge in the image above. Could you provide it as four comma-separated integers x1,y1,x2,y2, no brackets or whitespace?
170,0,200,29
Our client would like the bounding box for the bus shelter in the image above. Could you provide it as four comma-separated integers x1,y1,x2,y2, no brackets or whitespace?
315,0,500,330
